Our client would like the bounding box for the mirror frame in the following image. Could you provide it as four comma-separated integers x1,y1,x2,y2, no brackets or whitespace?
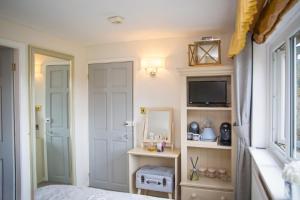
143,107,173,144
28,46,75,194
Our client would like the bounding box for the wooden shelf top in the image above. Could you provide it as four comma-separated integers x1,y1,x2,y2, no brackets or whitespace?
187,107,232,111
186,140,232,150
181,177,234,191
177,65,233,77
128,147,181,158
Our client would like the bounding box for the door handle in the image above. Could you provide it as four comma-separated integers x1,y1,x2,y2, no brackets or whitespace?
123,121,134,127
45,118,51,124
123,122,129,126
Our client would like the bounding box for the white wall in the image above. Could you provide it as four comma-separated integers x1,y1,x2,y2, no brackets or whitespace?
252,43,268,148
0,18,89,199
87,33,233,148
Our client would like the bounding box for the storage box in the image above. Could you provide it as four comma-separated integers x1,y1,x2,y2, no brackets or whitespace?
136,165,175,193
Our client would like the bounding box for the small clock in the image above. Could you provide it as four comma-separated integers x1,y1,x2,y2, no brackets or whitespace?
220,122,231,146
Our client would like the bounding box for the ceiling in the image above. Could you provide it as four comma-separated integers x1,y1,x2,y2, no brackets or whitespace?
0,0,236,46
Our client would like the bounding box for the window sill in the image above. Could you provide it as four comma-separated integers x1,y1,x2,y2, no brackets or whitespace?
249,147,289,200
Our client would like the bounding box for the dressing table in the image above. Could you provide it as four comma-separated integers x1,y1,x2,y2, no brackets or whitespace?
128,108,181,200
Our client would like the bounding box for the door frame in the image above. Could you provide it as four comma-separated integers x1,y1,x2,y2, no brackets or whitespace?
28,46,76,192
88,58,137,148
0,38,26,200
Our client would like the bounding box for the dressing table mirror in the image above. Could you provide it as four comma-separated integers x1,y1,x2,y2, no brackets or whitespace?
142,107,174,149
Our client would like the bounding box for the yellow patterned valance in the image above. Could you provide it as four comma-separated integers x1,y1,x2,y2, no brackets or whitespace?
253,0,296,44
228,0,258,58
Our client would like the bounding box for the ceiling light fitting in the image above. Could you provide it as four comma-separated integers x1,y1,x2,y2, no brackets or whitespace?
108,16,124,24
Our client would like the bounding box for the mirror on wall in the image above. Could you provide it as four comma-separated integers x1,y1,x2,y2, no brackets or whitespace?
29,46,74,193
143,108,173,144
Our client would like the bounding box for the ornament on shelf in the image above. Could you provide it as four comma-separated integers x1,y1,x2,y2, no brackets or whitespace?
200,119,212,130
188,38,221,66
200,119,217,142
189,156,200,181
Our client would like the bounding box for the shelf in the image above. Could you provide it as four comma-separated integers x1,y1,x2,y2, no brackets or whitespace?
187,107,232,111
176,65,233,77
128,147,181,158
186,140,232,150
181,177,234,191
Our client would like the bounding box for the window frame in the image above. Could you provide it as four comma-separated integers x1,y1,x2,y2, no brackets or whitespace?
268,40,292,162
290,32,300,159
266,7,300,163
271,43,288,151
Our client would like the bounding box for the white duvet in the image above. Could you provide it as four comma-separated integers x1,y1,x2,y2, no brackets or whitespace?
36,185,167,200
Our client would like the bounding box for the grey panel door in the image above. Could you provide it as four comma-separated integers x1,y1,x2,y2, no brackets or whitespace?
0,47,15,200
89,62,133,192
45,65,70,184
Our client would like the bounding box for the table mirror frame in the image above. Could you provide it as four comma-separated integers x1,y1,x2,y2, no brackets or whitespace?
143,107,173,145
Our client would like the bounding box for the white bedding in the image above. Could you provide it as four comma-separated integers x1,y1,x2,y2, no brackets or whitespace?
36,185,167,200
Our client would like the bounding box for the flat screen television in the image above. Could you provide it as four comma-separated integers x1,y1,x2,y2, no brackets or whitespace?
187,79,228,107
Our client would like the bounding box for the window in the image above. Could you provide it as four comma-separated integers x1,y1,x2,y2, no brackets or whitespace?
270,30,300,160
291,31,300,159
272,44,287,152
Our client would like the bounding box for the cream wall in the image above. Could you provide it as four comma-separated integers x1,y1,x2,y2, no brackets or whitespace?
0,18,89,199
87,33,233,148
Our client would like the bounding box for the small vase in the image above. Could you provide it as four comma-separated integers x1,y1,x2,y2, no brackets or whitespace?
292,184,300,200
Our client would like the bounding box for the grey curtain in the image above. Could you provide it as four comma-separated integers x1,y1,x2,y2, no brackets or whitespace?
234,33,253,200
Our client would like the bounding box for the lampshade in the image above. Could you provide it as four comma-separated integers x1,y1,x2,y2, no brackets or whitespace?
141,58,165,69
141,57,165,77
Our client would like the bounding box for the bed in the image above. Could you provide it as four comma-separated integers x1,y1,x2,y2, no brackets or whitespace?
36,185,167,200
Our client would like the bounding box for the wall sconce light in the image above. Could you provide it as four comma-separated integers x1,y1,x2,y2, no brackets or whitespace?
141,57,165,77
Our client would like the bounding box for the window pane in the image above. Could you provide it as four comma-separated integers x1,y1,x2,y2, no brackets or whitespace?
293,31,300,159
272,44,286,151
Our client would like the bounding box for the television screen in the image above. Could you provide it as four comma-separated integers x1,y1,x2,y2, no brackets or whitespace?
188,81,227,106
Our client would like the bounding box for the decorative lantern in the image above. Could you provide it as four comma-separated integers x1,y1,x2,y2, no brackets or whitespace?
188,39,221,66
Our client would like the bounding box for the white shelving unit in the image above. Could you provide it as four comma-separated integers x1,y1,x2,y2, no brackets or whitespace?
186,140,232,150
178,65,236,200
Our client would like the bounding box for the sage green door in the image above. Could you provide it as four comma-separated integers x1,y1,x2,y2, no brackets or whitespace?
89,62,133,192
45,65,70,184
0,47,15,200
